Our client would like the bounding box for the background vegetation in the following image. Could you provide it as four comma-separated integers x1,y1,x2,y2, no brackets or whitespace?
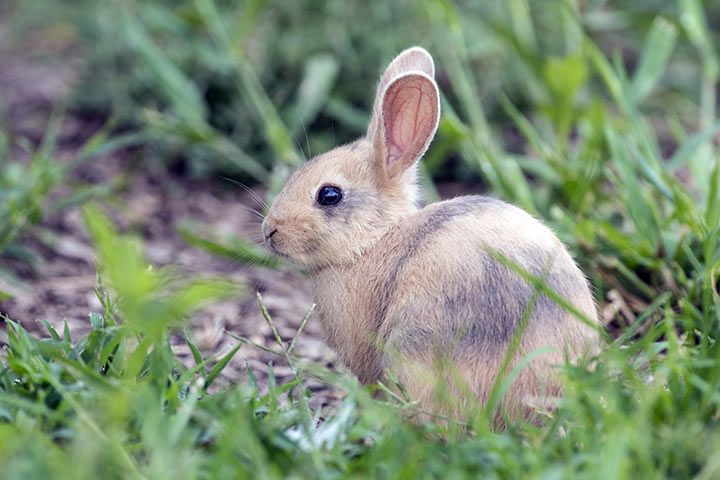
1,0,719,477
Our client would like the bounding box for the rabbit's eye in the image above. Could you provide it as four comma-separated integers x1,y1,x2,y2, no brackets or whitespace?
316,185,343,206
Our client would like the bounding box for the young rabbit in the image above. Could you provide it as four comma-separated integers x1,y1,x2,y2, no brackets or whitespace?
262,47,599,420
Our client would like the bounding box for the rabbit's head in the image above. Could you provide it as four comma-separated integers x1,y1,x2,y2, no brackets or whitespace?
262,47,440,270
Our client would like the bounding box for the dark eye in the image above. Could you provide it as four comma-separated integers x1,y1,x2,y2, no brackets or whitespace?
316,185,343,206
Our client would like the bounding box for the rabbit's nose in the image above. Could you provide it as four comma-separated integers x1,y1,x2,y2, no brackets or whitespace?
262,218,279,240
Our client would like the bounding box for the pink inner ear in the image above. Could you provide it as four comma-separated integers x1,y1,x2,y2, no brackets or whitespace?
383,76,438,170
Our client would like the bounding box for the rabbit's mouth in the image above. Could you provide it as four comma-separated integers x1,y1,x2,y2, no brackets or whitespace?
264,235,282,256
265,234,323,269
261,218,321,266
264,234,297,262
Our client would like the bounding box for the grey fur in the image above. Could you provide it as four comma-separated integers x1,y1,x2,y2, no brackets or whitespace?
370,197,499,332
392,253,571,358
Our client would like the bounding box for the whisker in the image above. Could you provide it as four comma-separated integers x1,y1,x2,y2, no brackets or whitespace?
234,219,265,228
233,203,267,221
221,177,270,211
227,259,256,276
230,227,266,239
301,117,312,159
244,210,267,222
227,252,276,273
289,126,308,162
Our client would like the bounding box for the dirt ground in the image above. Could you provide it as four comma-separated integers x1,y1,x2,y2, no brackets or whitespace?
0,22,345,405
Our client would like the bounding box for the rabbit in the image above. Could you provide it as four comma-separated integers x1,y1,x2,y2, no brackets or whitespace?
261,47,600,421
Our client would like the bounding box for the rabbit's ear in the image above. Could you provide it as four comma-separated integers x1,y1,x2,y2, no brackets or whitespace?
370,72,440,180
367,47,435,140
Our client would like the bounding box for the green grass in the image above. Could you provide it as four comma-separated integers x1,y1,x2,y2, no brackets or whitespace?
2,0,720,478
0,113,65,269
0,112,139,290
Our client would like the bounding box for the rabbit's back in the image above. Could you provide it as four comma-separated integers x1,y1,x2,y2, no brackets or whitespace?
374,195,597,353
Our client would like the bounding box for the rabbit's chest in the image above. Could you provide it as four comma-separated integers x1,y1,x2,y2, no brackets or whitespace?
313,267,388,382
314,269,379,339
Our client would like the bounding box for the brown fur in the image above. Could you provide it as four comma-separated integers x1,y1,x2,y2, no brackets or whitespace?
262,47,600,422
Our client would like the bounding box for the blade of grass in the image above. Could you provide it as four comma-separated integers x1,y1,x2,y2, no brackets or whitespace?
205,343,242,390
630,17,677,103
